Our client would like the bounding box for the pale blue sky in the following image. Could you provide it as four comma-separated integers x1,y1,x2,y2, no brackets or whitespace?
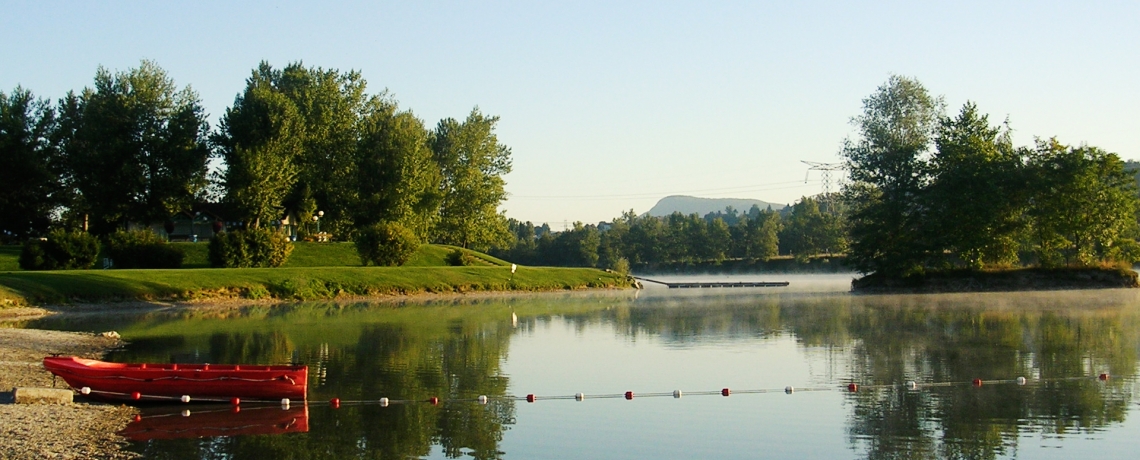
3,1,1137,227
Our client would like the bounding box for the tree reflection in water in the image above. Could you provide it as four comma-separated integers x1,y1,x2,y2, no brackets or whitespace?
28,289,1140,459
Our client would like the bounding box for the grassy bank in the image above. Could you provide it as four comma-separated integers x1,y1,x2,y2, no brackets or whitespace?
0,265,632,306
851,266,1139,293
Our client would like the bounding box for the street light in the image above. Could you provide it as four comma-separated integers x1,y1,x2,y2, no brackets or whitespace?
313,210,324,235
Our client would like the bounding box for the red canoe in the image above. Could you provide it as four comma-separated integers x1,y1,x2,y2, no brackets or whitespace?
43,356,308,403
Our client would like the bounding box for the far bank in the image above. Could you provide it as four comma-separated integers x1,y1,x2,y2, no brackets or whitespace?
851,266,1140,294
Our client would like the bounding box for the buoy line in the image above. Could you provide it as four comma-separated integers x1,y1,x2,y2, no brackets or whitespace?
80,373,1114,413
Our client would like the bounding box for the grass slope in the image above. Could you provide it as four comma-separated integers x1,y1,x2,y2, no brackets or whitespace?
0,266,630,306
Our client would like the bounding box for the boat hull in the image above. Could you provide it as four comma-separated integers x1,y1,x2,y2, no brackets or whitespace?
43,356,307,402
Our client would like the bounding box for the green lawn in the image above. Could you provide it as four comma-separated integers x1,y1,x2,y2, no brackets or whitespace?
0,265,630,306
0,246,19,271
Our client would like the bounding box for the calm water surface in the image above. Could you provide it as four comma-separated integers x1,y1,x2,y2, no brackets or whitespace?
28,274,1140,459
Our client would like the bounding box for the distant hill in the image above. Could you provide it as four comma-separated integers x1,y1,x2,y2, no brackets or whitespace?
645,195,788,217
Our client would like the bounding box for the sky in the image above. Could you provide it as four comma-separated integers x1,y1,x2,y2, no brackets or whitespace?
3,1,1138,228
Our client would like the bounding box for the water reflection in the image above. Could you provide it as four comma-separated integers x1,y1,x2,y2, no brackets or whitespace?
27,289,1140,459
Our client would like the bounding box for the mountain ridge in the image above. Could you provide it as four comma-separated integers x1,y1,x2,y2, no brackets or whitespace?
645,195,788,217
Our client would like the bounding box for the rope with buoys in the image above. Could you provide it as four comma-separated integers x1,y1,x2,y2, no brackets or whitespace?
304,373,1115,409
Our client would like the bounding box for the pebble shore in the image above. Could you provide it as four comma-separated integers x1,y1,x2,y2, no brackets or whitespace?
0,313,139,460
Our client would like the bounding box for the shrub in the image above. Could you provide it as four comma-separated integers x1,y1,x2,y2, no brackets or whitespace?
18,229,100,270
610,257,631,276
104,230,184,269
355,222,420,266
208,228,293,268
446,248,479,266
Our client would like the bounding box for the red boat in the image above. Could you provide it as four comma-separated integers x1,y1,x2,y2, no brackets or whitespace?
43,356,307,403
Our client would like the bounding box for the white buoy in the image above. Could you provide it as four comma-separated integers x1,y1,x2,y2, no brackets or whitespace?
575,393,585,401
477,395,488,404
672,390,682,398
80,387,91,395
906,381,917,390
181,395,191,403
379,397,390,407
1016,376,1027,385
511,312,518,328
784,386,794,394
181,409,191,417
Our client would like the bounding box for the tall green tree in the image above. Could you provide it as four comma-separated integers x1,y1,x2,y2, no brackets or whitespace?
275,63,369,238
430,108,512,250
842,75,944,276
731,207,780,260
0,87,64,241
214,71,304,228
925,102,1025,268
1025,139,1139,266
60,60,210,233
355,97,441,239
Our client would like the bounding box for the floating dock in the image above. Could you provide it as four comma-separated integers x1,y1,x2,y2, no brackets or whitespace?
632,277,789,289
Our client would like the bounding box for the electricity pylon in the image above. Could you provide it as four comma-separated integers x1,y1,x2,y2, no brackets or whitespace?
802,161,846,214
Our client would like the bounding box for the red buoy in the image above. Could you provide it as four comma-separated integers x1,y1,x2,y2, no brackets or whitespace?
231,405,241,414
230,397,241,406
847,383,859,392
526,394,536,403
429,397,440,405
1099,373,1110,381
132,414,142,423
721,388,731,397
131,391,141,400
330,398,341,409
624,391,634,400
972,379,983,387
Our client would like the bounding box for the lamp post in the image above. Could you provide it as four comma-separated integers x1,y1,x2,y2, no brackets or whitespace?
313,210,324,238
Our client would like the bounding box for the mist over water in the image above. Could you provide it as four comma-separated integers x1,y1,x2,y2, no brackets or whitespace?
27,281,1140,459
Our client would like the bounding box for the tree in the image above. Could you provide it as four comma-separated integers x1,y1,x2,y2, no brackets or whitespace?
275,63,369,238
214,70,304,228
1025,139,1139,266
925,102,1025,268
60,60,211,233
64,62,210,230
731,207,780,260
842,75,944,276
430,108,512,250
355,97,440,239
0,87,64,241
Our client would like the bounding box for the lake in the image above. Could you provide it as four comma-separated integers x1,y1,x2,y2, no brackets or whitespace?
28,274,1140,459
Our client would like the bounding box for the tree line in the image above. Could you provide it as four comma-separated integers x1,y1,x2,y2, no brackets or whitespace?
0,60,512,249
489,198,846,269
842,76,1139,277
493,76,1139,274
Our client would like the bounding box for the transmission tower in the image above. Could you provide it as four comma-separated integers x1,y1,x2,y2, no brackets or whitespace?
801,161,846,214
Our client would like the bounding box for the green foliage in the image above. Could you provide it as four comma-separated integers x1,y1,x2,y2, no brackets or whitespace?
431,108,513,250
208,228,293,268
924,102,1025,269
355,98,441,239
779,197,846,261
213,67,304,228
446,248,479,266
59,60,210,232
18,229,100,270
610,257,631,276
1025,139,1139,267
355,222,421,266
104,230,184,269
842,75,945,276
0,87,65,242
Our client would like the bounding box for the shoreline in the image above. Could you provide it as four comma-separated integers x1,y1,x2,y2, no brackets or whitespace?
851,266,1140,294
0,324,138,459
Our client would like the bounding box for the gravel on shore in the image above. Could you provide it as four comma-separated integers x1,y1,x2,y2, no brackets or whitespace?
0,318,139,460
